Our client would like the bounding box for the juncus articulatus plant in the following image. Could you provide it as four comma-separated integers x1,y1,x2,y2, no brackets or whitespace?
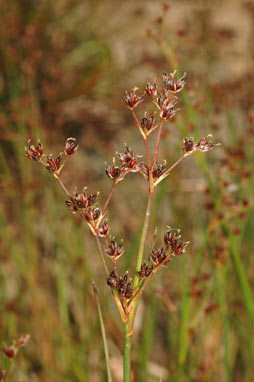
26,71,219,381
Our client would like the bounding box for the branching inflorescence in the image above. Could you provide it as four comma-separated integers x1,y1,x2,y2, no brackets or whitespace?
26,70,219,381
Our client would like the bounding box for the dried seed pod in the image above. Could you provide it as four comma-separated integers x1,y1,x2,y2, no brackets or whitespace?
105,165,122,180
107,270,119,289
118,272,133,300
124,87,144,109
146,82,158,99
98,220,110,237
105,240,124,259
74,189,98,209
64,137,78,156
159,96,178,120
150,247,167,265
164,230,181,248
171,241,189,256
152,163,166,178
141,114,155,133
138,262,153,279
25,139,43,161
46,154,63,174
65,199,78,213
117,146,137,169
162,70,186,93
84,207,101,222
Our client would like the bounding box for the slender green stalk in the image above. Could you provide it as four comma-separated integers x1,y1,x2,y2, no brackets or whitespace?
133,192,155,289
124,324,132,382
93,282,112,382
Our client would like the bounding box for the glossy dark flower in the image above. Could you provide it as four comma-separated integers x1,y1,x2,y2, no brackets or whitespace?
105,240,124,259
117,146,143,173
150,247,167,265
84,207,101,222
25,139,43,161
124,87,144,109
105,165,122,180
46,154,63,174
138,262,153,279
158,96,178,120
172,240,189,256
118,272,133,299
162,70,186,93
141,114,155,134
146,82,158,99
164,230,181,248
152,163,166,178
65,199,78,213
98,220,110,237
74,189,98,209
64,137,78,156
117,146,137,169
107,270,119,289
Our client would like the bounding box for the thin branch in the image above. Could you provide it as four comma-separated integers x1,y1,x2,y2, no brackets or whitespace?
144,137,152,171
131,109,146,139
95,235,109,275
102,182,116,217
153,119,164,165
154,154,185,186
55,176,71,197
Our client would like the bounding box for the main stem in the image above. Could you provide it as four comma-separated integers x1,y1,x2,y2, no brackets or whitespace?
123,190,155,382
133,191,155,289
124,324,132,382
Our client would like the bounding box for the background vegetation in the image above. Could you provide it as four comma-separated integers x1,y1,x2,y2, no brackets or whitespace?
0,0,253,381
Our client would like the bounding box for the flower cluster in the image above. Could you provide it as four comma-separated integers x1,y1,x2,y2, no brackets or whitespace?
162,70,186,93
183,135,219,156
107,271,133,303
25,139,43,161
105,146,144,183
164,228,189,255
124,87,144,109
105,240,125,260
26,137,78,176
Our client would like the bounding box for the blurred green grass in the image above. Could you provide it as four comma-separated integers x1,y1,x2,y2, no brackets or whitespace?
0,0,254,381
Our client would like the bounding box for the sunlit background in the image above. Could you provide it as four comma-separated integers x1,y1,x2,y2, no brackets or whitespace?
0,0,253,381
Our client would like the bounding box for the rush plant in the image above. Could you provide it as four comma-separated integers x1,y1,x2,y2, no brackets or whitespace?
26,71,219,381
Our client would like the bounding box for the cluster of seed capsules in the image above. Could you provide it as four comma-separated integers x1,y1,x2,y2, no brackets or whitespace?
25,70,217,316
105,227,189,310
25,137,78,175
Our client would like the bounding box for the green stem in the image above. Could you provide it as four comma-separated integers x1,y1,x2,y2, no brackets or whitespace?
124,324,132,382
93,282,112,382
133,191,154,289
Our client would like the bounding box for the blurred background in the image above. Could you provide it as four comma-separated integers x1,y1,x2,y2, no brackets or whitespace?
0,0,253,381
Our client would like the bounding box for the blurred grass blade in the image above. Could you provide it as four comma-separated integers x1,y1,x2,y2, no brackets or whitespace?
92,281,112,382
